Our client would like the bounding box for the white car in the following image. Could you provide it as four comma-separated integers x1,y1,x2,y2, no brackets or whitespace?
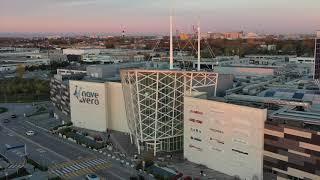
85,174,100,180
26,131,35,136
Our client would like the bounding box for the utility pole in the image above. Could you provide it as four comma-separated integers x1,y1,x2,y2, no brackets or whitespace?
197,20,201,71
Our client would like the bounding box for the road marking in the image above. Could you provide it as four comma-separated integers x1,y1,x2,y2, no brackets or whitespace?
0,125,70,161
49,157,93,169
50,158,111,179
24,120,49,133
18,121,95,156
36,148,46,153
107,170,127,180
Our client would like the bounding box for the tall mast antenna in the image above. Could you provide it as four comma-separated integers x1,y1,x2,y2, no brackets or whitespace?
197,19,201,71
169,12,174,70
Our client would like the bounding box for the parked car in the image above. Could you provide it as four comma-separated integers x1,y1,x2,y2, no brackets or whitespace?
3,119,10,123
26,130,35,136
85,174,100,180
11,114,17,118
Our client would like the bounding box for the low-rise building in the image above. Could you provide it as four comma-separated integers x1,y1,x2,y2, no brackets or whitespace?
289,57,314,64
184,93,320,180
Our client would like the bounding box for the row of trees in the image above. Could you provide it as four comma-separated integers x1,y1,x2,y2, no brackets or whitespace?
201,38,315,57
25,61,70,72
0,78,50,102
144,38,315,58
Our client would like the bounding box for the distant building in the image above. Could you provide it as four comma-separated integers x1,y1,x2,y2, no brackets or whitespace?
245,32,260,39
209,32,224,39
179,33,191,40
314,31,320,80
260,44,277,51
63,49,100,62
289,57,314,64
223,31,244,40
0,47,54,74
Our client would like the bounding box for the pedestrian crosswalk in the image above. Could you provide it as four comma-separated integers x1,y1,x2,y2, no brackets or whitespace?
7,162,25,169
49,157,111,179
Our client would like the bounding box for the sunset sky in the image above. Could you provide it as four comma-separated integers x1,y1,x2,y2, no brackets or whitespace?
1,0,319,34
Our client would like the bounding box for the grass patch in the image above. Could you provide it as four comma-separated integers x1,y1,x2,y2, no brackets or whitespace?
26,105,49,117
0,94,49,103
0,107,8,114
51,122,73,131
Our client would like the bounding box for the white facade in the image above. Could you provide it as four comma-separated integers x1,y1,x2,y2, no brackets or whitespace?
69,80,129,133
57,69,86,76
1,58,51,66
63,49,100,55
289,57,314,64
214,66,275,76
184,96,266,180
106,82,130,133
121,69,219,155
70,80,108,132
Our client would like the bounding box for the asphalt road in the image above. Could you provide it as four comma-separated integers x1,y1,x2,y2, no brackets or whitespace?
0,103,151,179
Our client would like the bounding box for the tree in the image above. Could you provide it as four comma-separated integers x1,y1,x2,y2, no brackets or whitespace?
16,64,25,79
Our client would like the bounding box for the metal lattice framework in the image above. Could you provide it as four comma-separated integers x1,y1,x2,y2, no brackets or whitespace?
120,69,218,155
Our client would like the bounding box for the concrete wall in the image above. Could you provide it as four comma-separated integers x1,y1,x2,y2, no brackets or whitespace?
70,80,108,132
106,82,130,133
214,66,275,76
63,49,100,55
184,96,266,180
216,74,234,97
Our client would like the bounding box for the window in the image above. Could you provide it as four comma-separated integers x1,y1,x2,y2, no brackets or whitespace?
210,137,224,144
191,136,202,142
190,110,203,115
189,144,202,151
190,128,202,133
232,149,248,155
211,146,223,152
232,138,248,145
189,118,203,124
210,128,224,134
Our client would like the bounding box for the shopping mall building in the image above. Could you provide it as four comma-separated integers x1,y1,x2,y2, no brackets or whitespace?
50,59,320,180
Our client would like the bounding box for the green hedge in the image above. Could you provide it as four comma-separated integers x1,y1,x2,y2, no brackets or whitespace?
0,107,8,114
26,157,48,171
0,168,29,180
51,122,73,131
58,127,107,149
48,177,63,180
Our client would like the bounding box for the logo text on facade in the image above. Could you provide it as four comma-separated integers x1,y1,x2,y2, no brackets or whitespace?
73,85,100,105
